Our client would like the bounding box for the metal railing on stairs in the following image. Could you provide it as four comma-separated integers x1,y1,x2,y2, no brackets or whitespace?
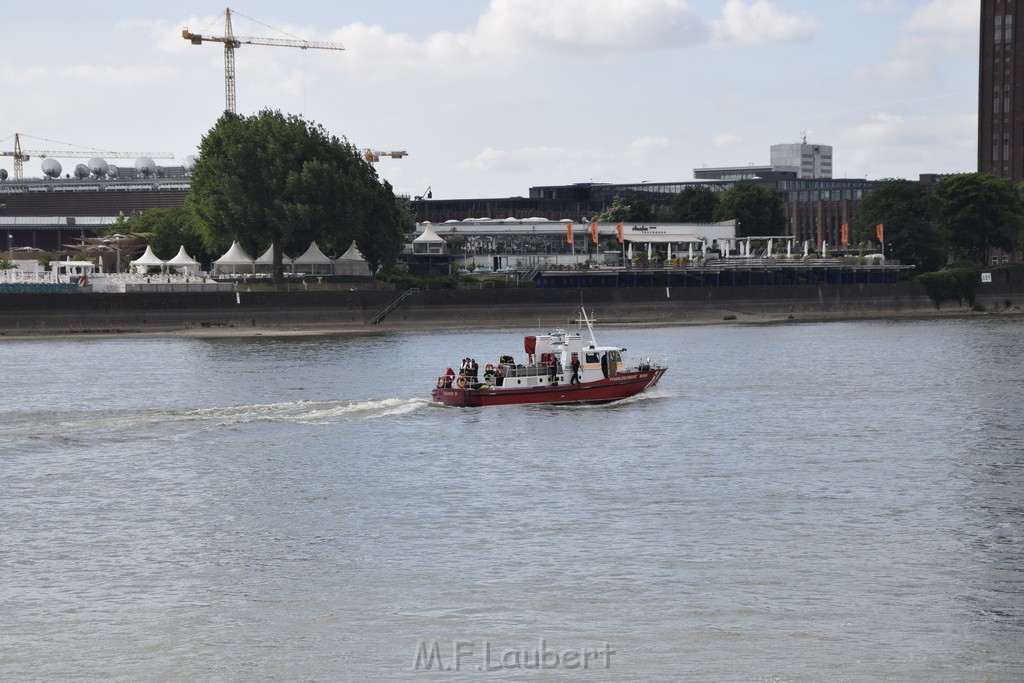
370,287,419,325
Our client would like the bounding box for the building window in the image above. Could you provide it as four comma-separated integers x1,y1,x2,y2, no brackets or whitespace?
1006,145,1012,159
997,97,1002,113
1008,16,1014,43
1007,96,1012,112
997,15,1003,43
995,145,1001,161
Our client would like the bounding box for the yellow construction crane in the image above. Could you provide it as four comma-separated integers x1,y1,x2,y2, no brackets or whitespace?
1,133,174,181
363,149,408,164
183,8,346,114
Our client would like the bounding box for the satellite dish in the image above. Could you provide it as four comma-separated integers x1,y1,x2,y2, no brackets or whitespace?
135,156,156,177
107,164,119,179
0,168,8,181
74,164,90,179
87,157,109,177
41,158,63,178
184,155,197,173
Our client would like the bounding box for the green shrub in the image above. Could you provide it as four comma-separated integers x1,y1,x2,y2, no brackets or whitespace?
916,266,981,309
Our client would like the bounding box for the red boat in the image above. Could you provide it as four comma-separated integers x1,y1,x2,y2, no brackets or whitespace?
431,309,667,407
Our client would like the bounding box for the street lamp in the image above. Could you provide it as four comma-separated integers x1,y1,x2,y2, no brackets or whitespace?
7,233,12,257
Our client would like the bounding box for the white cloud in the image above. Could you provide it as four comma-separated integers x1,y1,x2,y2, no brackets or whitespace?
904,0,976,33
711,0,817,45
839,111,976,176
713,133,744,147
319,0,707,81
628,136,671,164
856,0,903,13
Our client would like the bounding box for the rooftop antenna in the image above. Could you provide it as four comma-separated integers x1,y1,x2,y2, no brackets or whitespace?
801,129,811,145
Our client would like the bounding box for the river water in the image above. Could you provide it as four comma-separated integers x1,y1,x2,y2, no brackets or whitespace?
1,317,1022,681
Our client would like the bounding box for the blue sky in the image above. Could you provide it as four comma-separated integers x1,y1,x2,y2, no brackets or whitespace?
2,1,978,199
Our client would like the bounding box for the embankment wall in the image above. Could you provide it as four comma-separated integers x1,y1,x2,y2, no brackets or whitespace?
1,275,1022,336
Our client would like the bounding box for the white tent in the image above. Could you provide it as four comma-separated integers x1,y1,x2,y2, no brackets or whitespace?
212,241,255,275
412,224,447,255
292,241,332,275
129,245,166,273
165,245,201,275
255,244,293,274
333,241,372,277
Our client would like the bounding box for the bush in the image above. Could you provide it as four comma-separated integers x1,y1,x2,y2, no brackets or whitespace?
916,266,981,309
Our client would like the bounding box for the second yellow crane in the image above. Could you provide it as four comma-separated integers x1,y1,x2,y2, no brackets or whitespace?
183,8,346,114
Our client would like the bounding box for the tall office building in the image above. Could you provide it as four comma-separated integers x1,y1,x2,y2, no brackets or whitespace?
979,1,1023,181
769,141,832,179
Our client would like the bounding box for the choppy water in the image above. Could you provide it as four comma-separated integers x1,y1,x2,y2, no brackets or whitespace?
1,318,1022,681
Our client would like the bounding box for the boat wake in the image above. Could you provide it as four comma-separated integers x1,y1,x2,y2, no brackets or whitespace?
0,398,434,443
183,397,432,425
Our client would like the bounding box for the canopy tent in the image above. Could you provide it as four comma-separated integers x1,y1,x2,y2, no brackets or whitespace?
165,245,201,275
129,245,166,273
254,244,294,274
412,224,447,255
212,241,255,275
333,241,372,277
292,241,332,275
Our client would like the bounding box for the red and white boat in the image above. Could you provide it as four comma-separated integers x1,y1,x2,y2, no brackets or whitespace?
431,309,667,407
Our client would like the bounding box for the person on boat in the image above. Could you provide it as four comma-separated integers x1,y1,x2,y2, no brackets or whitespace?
570,353,581,384
471,359,479,387
444,367,455,388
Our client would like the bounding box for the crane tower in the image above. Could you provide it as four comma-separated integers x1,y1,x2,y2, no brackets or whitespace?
183,8,346,114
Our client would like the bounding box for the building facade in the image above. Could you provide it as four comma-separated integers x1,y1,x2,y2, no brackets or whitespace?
769,142,833,179
979,0,1024,181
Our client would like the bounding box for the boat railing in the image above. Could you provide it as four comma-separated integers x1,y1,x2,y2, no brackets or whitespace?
633,353,668,371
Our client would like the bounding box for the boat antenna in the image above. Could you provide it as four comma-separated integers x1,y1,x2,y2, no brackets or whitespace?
577,305,598,346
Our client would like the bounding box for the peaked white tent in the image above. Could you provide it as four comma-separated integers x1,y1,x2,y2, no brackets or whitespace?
333,241,372,277
255,244,294,275
412,224,447,255
292,241,332,275
165,245,201,275
212,241,255,275
129,245,166,273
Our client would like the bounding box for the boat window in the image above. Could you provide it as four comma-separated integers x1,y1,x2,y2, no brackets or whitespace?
585,352,599,364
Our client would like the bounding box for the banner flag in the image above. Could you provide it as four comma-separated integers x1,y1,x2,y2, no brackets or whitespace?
876,223,884,243
589,222,598,244
566,223,574,245
615,222,624,244
841,223,849,245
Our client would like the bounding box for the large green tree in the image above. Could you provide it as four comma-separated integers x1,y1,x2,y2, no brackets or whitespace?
851,179,945,272
712,182,785,237
670,185,720,222
933,173,1021,263
187,109,407,281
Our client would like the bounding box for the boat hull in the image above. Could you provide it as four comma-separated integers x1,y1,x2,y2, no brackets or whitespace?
431,368,666,407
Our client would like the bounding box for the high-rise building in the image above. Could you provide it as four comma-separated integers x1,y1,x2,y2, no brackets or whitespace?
979,1,1023,181
769,141,832,179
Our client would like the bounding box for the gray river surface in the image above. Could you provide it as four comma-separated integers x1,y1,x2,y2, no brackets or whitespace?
1,317,1022,681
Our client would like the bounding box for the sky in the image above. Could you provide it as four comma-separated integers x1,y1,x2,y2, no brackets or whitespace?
1,0,979,200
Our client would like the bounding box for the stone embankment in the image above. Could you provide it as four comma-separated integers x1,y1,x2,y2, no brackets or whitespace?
0,279,1020,338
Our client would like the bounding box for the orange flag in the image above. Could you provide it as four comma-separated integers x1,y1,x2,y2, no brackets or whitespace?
615,222,624,244
566,223,574,245
841,223,849,245
589,221,598,244
876,223,884,243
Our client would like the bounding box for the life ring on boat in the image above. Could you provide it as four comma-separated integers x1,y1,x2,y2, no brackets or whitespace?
437,376,445,389
457,375,467,388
